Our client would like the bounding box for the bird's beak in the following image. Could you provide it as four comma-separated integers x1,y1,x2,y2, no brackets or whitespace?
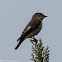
44,16,47,17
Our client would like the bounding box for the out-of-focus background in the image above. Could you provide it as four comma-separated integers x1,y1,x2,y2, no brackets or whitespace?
0,0,62,62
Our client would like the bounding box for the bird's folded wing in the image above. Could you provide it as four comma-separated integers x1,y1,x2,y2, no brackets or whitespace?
21,19,41,37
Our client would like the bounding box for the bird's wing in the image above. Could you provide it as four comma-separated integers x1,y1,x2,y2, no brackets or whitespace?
17,19,41,41
21,19,41,38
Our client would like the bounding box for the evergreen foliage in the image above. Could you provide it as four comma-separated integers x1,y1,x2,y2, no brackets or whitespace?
30,37,50,62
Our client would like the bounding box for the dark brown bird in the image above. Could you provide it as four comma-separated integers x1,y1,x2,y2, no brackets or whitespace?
15,13,47,50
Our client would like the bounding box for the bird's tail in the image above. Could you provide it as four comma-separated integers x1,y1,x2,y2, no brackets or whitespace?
17,37,20,42
15,36,25,50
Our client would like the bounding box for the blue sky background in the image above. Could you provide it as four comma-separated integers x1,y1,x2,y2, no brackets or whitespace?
0,0,62,62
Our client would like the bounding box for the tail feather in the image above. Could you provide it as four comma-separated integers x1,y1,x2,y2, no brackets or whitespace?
17,37,20,42
15,37,24,50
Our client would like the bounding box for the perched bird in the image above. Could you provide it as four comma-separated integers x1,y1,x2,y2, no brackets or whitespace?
15,13,47,50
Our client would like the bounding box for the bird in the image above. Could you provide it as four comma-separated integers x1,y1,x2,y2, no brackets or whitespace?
15,12,47,50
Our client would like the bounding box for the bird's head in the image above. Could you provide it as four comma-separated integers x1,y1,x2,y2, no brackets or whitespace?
32,12,47,20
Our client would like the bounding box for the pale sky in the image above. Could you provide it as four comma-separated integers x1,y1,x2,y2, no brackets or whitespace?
0,0,62,62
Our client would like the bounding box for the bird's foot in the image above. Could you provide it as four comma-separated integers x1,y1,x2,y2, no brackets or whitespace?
31,36,38,44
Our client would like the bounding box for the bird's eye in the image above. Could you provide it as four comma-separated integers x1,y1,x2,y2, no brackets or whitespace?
39,13,41,15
